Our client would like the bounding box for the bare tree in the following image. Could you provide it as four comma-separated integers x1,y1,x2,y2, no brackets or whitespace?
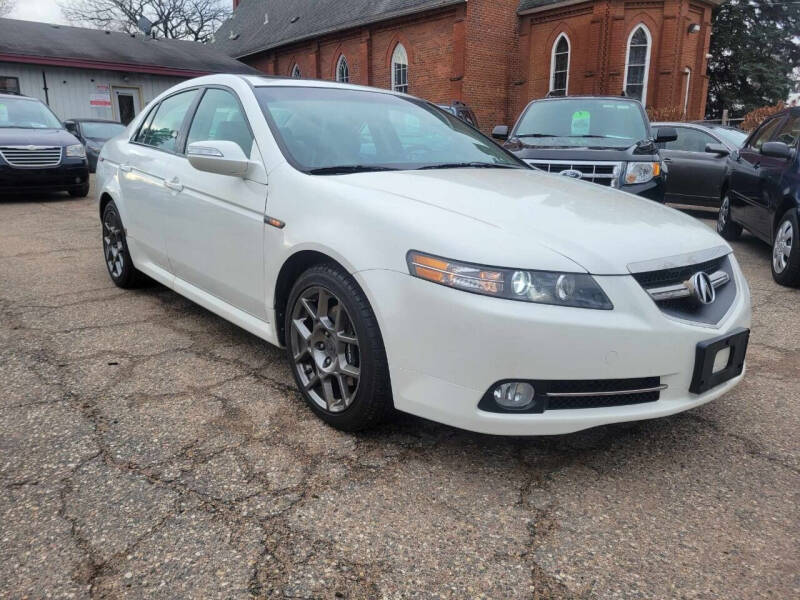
0,0,15,18
59,0,231,43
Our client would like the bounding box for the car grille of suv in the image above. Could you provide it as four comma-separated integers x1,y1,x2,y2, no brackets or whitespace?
632,253,736,326
526,160,621,186
0,146,62,168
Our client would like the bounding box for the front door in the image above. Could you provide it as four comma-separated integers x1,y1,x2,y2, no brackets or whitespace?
730,115,785,238
113,86,142,125
165,87,268,319
659,126,728,205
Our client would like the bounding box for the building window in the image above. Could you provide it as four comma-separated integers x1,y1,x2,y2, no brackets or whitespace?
624,25,652,104
291,64,302,79
391,44,408,93
549,34,570,97
336,55,350,83
0,76,20,95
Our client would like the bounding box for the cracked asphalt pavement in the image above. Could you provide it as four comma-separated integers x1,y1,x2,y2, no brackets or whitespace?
1,180,798,599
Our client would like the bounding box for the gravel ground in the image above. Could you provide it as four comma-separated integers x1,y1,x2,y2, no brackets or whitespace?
1,180,798,599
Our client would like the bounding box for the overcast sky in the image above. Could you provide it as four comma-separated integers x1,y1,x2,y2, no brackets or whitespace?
9,0,68,25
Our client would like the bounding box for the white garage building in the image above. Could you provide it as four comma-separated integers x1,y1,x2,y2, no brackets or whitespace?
0,18,258,125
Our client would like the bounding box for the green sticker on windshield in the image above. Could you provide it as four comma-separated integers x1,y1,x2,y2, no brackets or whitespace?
571,110,590,136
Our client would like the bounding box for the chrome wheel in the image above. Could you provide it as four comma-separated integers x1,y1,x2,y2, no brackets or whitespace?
289,286,360,413
773,220,794,274
103,210,125,278
717,194,730,233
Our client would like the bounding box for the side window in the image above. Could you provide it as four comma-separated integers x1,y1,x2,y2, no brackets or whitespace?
138,90,198,152
658,128,715,152
774,114,800,148
186,88,254,156
134,107,157,144
748,117,783,151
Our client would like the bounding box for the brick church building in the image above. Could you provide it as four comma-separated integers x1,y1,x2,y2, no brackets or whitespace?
215,0,722,131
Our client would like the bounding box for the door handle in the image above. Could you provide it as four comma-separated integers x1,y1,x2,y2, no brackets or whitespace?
663,158,673,163
119,164,132,172
164,178,183,192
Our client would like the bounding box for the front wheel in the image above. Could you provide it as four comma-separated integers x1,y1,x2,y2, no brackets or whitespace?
771,209,800,287
285,264,393,431
69,183,90,198
716,191,742,240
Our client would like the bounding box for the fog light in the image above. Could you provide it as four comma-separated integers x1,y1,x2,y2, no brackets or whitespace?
493,382,536,410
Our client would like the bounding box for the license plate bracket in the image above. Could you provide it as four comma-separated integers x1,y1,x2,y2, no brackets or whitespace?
689,328,749,395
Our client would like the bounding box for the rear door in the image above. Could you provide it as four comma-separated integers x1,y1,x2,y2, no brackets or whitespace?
119,89,200,274
659,126,727,205
730,115,785,238
165,86,268,319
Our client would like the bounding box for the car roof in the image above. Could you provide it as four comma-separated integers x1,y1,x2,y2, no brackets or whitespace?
0,93,38,101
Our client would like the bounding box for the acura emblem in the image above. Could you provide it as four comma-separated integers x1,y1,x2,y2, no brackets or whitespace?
689,272,716,305
560,169,583,180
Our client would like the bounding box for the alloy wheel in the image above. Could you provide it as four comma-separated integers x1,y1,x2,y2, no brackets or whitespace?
773,220,794,274
289,286,361,413
717,194,730,233
103,210,125,278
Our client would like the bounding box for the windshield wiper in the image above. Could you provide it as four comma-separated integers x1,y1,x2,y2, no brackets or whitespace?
307,165,400,175
516,133,561,138
416,162,523,170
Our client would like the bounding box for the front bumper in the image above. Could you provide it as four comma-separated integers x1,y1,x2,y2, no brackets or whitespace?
622,176,665,202
0,160,89,193
356,258,751,435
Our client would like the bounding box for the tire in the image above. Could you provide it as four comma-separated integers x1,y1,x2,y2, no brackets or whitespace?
69,183,90,198
716,191,742,240
285,263,393,432
101,201,146,289
771,209,800,287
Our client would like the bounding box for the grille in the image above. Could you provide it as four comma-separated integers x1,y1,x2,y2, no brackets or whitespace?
478,377,663,413
632,256,726,288
0,146,62,168
527,160,621,186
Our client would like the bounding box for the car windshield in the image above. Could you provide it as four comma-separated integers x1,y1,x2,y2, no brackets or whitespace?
81,121,126,140
254,86,524,173
711,127,747,149
514,99,648,148
0,97,63,129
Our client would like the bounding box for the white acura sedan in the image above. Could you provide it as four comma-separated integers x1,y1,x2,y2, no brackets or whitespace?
95,75,751,435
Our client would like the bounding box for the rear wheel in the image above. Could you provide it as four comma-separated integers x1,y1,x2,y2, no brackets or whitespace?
716,191,742,240
771,209,800,287
101,201,146,288
285,264,393,431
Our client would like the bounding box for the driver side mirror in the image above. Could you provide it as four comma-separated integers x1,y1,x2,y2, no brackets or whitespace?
654,127,678,143
492,125,509,141
705,143,730,157
63,121,77,134
761,141,792,160
187,141,251,177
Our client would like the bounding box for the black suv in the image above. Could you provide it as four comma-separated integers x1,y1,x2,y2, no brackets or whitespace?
717,107,800,286
493,96,676,202
0,93,90,197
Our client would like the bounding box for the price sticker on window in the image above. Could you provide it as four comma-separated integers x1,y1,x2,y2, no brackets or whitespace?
571,110,591,136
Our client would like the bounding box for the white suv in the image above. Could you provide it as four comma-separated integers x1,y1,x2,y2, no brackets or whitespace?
96,75,751,435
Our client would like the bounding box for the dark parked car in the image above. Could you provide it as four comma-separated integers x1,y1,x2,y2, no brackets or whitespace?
436,101,479,128
717,107,800,286
653,121,747,208
493,96,676,202
64,118,126,172
0,93,90,197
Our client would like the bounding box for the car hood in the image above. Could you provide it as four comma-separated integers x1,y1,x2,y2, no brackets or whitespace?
0,128,80,147
337,168,727,275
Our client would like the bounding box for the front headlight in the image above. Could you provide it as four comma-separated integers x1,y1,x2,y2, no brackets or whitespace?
407,251,613,309
65,144,86,158
624,161,660,185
